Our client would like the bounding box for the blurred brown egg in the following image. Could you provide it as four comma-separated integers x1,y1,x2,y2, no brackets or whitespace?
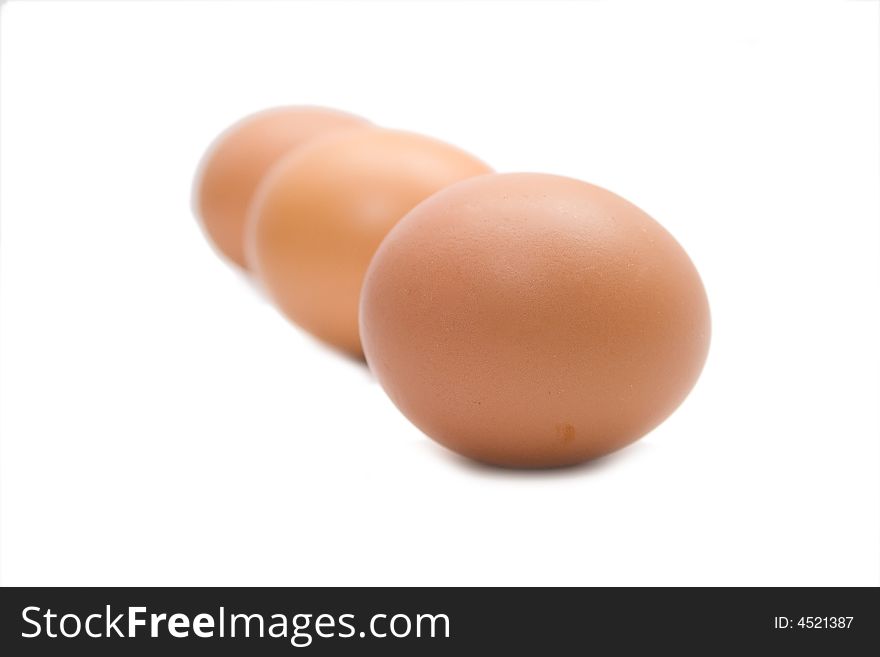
360,173,710,468
193,106,369,269
247,128,492,357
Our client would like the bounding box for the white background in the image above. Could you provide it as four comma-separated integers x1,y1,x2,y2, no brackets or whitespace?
1,0,878,586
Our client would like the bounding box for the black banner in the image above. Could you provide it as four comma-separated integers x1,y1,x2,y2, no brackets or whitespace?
0,587,877,654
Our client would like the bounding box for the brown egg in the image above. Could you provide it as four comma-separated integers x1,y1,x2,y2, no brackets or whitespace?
193,106,369,269
247,128,492,356
360,173,710,468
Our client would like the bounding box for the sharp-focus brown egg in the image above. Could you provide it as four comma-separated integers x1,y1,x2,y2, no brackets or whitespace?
247,128,492,356
360,173,710,468
193,106,369,269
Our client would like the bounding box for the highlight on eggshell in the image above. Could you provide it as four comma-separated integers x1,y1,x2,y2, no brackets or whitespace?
360,172,710,468
245,127,493,357
193,106,370,269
